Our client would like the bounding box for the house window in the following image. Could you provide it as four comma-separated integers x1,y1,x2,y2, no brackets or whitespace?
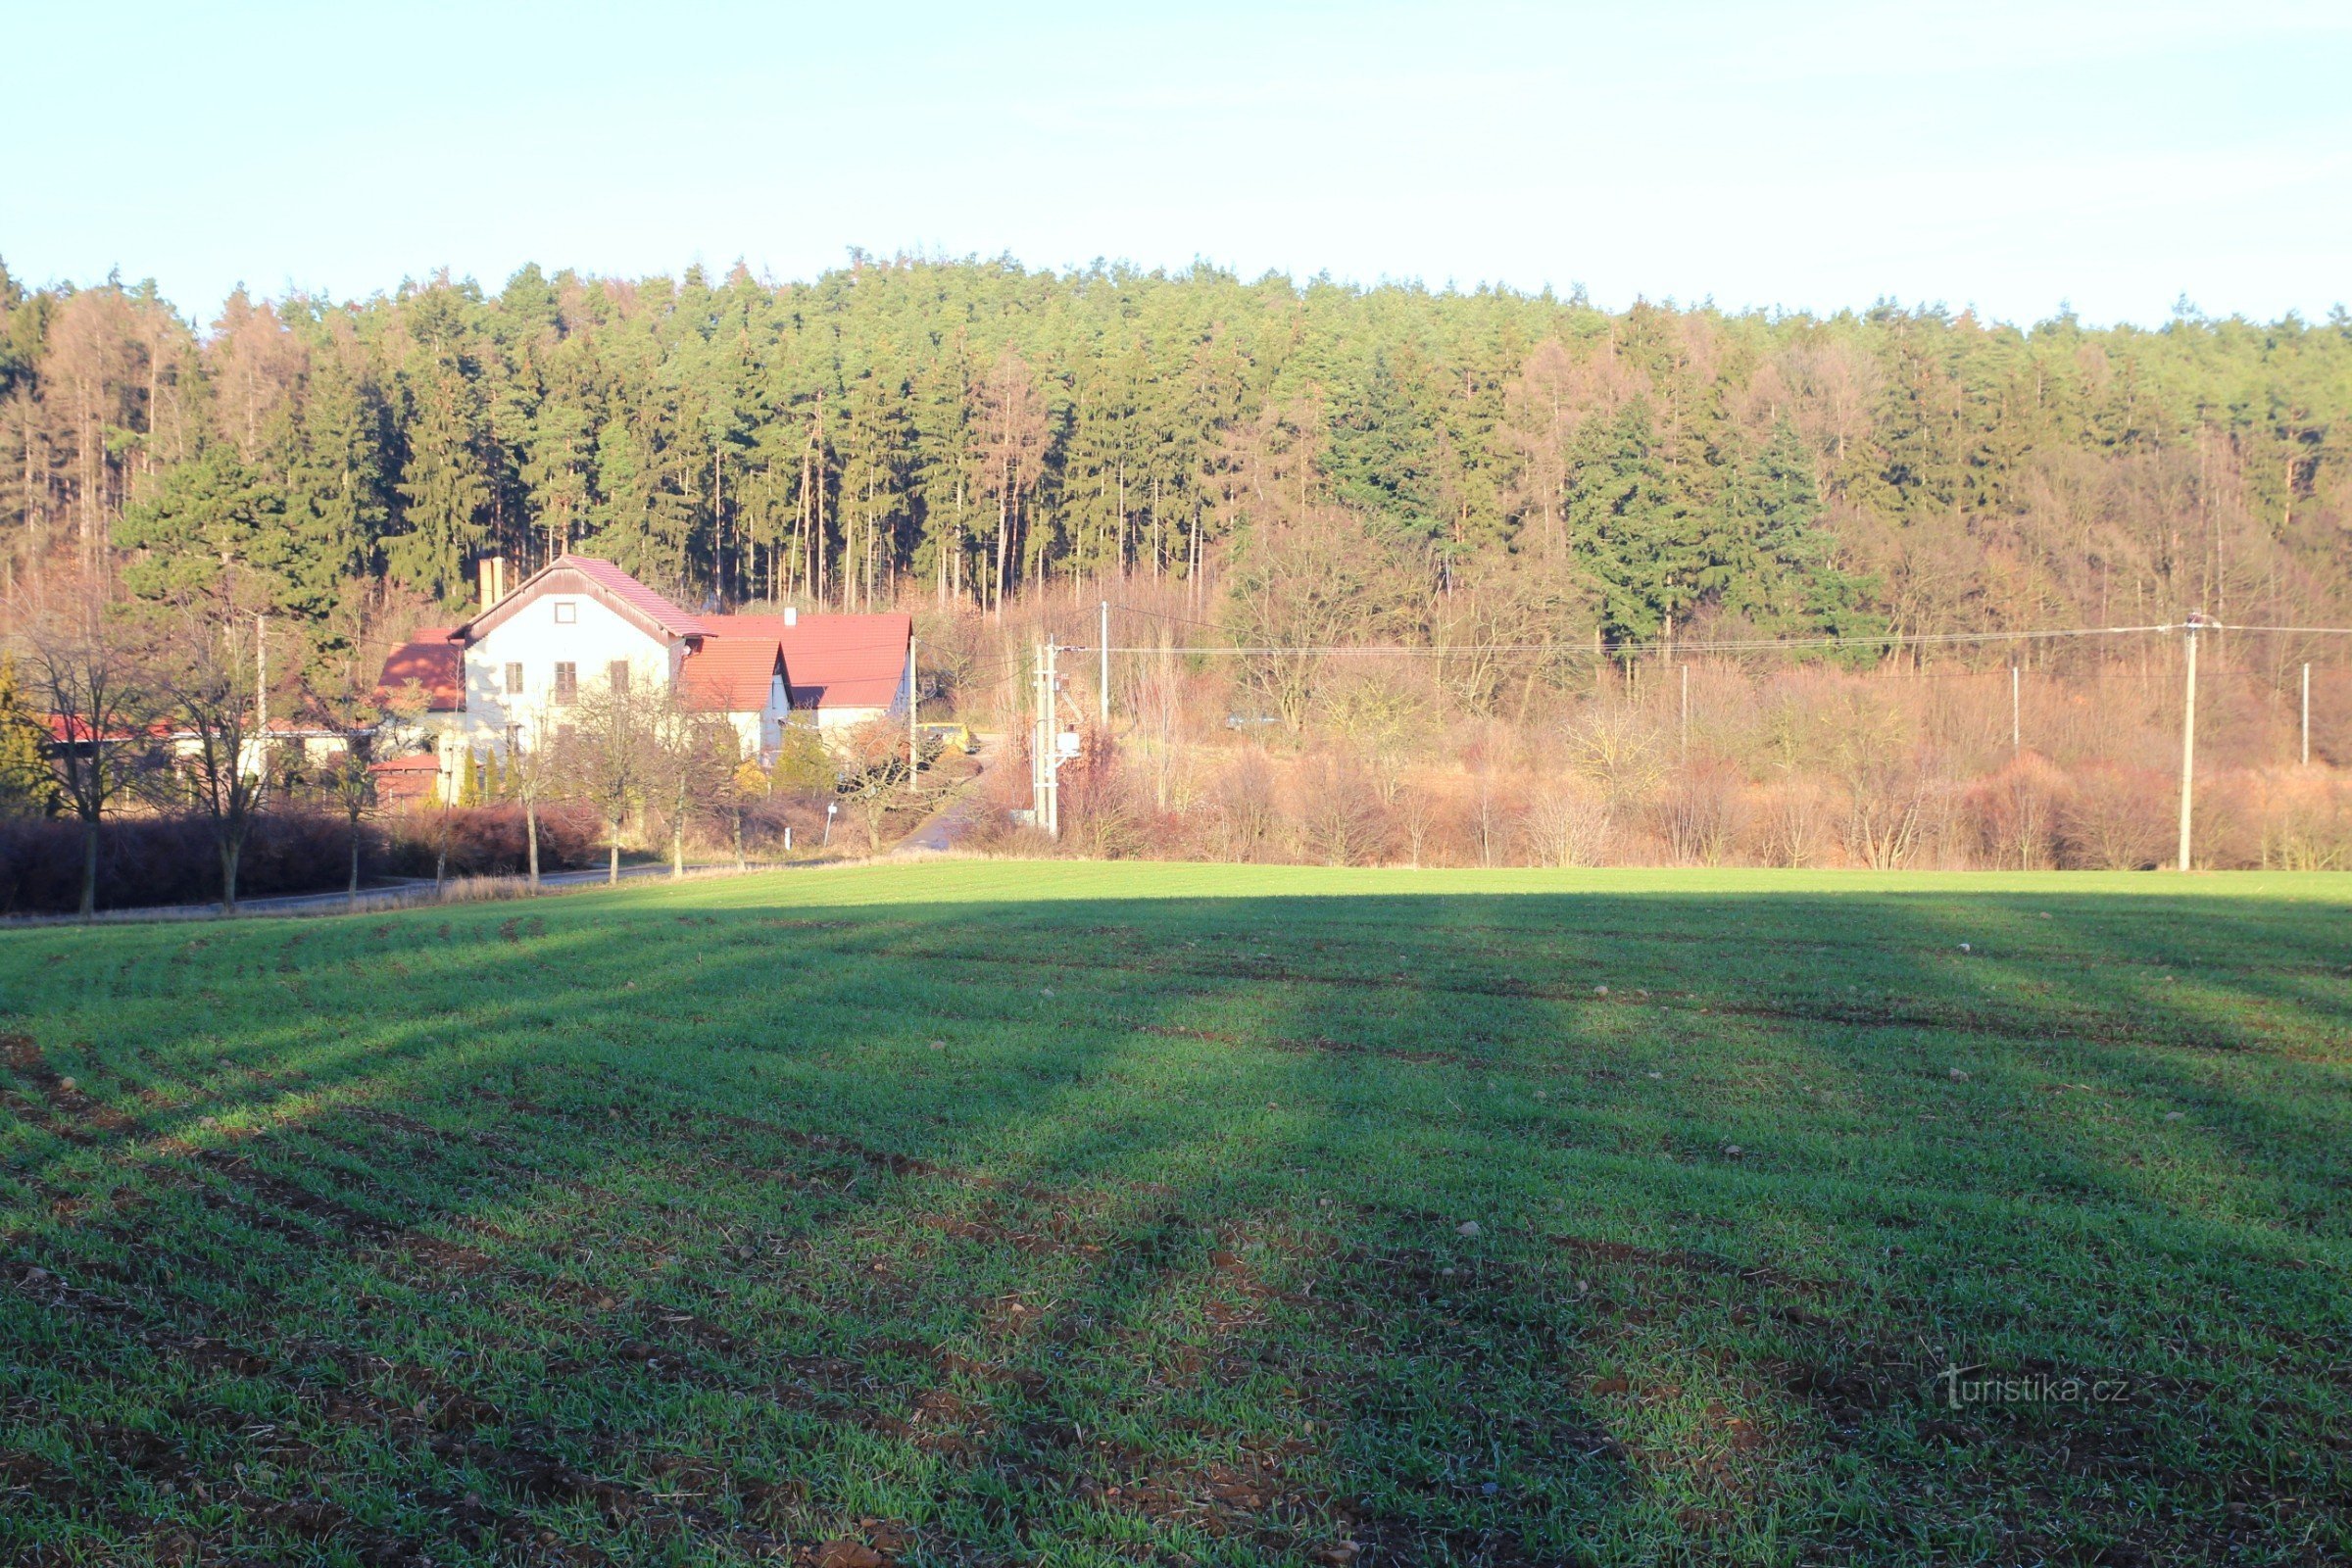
553,601,577,624
608,661,630,696
504,662,524,695
554,662,577,705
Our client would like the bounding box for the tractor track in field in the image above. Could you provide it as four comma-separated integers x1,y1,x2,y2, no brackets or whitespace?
7,1086,1385,1561
838,945,2284,1056
0,1236,821,1564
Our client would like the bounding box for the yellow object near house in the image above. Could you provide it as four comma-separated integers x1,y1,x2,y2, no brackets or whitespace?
919,722,979,755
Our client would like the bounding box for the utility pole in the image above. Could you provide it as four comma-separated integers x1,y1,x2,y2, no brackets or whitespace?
1032,641,1049,832
1099,599,1110,727
1032,640,1064,839
1041,640,1061,838
2303,662,2311,766
1679,664,1689,761
2011,664,2021,755
906,633,919,794
2178,613,2205,872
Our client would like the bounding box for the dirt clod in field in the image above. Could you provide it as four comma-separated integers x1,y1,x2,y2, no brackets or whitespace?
814,1540,886,1568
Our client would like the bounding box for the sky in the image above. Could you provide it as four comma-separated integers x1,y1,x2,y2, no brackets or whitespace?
9,0,2349,329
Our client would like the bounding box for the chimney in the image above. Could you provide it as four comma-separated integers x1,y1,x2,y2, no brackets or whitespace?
477,555,509,613
783,605,798,627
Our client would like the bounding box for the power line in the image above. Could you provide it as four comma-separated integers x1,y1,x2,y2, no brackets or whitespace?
1059,618,2352,662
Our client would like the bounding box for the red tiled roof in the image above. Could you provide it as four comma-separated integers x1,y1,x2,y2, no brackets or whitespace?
700,612,910,711
368,753,443,772
376,628,464,711
676,635,784,714
42,714,171,744
555,556,707,638
449,556,706,645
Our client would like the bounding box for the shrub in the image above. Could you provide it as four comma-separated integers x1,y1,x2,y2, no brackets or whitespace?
1961,752,2070,870
1522,778,1614,867
0,810,375,915
1747,777,1831,867
1651,762,1748,866
379,805,600,879
1289,755,1395,866
2057,764,2171,869
2255,769,2352,870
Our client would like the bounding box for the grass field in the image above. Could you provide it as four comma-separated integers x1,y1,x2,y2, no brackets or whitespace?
3,861,2348,1567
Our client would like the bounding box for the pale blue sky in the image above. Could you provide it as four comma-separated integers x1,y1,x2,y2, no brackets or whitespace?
11,0,2348,327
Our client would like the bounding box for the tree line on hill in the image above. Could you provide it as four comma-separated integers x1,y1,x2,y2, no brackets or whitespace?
4,253,2347,662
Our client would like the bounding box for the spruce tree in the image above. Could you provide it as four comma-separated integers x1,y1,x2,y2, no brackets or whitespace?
387,341,491,602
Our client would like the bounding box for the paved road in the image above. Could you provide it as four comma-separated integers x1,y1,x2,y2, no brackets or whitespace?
895,732,1005,855
11,861,770,926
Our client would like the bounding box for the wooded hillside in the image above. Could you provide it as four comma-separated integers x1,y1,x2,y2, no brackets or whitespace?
5,255,2346,653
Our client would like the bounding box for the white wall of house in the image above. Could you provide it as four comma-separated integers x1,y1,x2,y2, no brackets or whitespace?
460,592,677,752
734,671,788,756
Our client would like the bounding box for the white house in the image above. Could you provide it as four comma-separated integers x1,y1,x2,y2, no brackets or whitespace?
373,555,912,801
699,610,917,735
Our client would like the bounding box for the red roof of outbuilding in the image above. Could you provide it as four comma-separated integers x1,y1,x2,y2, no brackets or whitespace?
700,612,910,710
376,628,464,711
676,636,784,714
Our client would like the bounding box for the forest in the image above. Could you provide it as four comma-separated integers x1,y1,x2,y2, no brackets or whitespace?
4,252,2347,647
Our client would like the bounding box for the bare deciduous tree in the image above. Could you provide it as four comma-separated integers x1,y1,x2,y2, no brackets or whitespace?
10,588,154,916
560,679,651,883
154,603,276,911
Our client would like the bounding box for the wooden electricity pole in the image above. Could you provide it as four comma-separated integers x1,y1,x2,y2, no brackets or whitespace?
2303,662,2312,766
2011,664,2021,755
1100,599,1110,727
906,633,919,794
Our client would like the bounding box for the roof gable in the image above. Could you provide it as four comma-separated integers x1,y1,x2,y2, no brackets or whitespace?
454,556,706,644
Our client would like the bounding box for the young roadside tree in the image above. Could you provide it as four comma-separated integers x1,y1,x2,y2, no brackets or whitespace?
559,677,649,884
298,586,418,903
836,714,912,855
11,591,156,916
155,598,279,912
713,756,768,872
502,701,566,891
648,691,737,879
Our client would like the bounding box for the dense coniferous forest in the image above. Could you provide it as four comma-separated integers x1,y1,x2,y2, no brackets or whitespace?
4,254,2348,653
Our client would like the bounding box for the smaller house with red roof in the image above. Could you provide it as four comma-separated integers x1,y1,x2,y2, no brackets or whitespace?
374,555,911,802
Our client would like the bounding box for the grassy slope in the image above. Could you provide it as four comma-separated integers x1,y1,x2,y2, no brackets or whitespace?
2,862,2348,1567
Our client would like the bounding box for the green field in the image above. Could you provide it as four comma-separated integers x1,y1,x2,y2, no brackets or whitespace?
3,862,2348,1567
